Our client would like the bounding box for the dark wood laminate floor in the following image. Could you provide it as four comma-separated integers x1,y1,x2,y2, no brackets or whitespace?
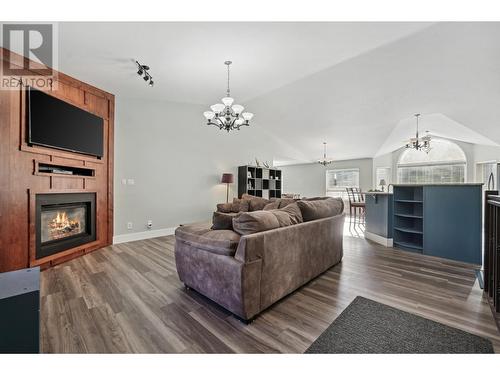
40,232,500,353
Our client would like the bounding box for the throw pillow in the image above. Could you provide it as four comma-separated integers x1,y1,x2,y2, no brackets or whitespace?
276,202,303,224
263,200,280,210
232,211,280,235
216,203,233,213
278,198,296,208
211,212,238,230
231,198,250,213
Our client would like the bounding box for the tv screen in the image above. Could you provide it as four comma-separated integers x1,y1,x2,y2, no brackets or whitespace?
28,87,104,157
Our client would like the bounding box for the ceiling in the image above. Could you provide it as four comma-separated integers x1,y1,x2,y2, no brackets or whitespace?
57,22,432,104
36,22,500,163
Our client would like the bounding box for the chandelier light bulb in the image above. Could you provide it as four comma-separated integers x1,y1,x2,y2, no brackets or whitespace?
221,97,234,107
210,103,225,114
242,112,253,121
231,104,244,114
204,111,215,120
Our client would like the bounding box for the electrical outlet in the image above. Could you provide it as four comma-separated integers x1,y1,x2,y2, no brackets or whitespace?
147,220,153,229
127,222,133,230
121,178,127,185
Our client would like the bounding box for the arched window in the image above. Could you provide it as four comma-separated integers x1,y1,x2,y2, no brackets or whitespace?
397,139,467,184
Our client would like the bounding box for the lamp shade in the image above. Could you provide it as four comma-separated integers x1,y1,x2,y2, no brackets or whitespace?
221,173,234,184
379,179,387,186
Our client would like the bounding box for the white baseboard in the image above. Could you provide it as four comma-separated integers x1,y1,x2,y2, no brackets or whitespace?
113,227,176,244
365,231,393,247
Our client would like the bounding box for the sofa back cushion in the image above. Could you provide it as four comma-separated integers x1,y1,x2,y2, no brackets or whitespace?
297,197,344,222
263,198,296,211
216,199,249,213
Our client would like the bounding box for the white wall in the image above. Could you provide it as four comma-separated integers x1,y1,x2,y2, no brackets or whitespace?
114,96,276,238
279,158,373,197
473,144,500,164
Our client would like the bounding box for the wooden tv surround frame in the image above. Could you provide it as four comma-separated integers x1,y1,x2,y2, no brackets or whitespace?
0,48,114,272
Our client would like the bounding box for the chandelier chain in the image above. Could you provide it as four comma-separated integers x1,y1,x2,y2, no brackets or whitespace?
225,60,231,97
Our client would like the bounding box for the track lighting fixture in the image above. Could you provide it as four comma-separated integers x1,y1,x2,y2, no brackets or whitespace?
135,60,154,87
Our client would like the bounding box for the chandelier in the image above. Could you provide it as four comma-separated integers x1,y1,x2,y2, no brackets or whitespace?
317,142,333,166
406,114,431,153
203,61,254,132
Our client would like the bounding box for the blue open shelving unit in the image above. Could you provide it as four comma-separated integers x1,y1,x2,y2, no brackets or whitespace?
392,184,482,264
393,186,424,252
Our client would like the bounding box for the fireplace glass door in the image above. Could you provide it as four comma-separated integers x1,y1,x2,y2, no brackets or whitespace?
35,193,96,259
41,204,87,243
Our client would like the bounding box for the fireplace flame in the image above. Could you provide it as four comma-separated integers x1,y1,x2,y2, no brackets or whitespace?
49,211,80,239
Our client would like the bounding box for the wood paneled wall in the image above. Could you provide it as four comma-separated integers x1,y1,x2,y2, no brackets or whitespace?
0,48,114,272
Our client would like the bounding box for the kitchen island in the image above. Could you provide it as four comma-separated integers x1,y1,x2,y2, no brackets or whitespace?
364,183,483,265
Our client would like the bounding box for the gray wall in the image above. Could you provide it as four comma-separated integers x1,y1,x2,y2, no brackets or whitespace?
114,96,275,237
114,96,500,239
279,158,373,197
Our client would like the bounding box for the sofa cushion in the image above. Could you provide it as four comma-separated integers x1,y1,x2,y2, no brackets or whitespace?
211,212,237,230
297,198,344,222
273,202,303,224
232,211,280,235
278,198,296,208
241,194,271,211
231,198,250,213
175,223,240,256
233,203,304,235
263,201,280,210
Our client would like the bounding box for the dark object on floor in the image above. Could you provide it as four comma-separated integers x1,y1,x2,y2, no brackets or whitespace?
305,296,494,354
0,267,40,353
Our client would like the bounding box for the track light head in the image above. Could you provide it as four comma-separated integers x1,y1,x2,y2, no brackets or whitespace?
136,60,154,87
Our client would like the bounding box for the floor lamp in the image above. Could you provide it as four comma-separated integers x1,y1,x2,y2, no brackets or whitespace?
221,173,234,203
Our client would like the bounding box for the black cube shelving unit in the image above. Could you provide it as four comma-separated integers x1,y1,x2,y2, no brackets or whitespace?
238,166,282,199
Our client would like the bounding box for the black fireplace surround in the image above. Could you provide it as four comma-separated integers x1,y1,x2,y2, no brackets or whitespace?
35,193,96,259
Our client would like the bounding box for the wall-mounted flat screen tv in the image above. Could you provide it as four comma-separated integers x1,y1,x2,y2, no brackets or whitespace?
28,87,104,158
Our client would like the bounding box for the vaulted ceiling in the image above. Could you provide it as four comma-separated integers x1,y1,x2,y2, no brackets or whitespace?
55,22,500,163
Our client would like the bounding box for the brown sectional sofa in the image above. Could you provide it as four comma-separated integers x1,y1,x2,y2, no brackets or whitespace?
174,197,345,321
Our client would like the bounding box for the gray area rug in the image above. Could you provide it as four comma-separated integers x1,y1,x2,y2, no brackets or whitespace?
305,296,494,353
